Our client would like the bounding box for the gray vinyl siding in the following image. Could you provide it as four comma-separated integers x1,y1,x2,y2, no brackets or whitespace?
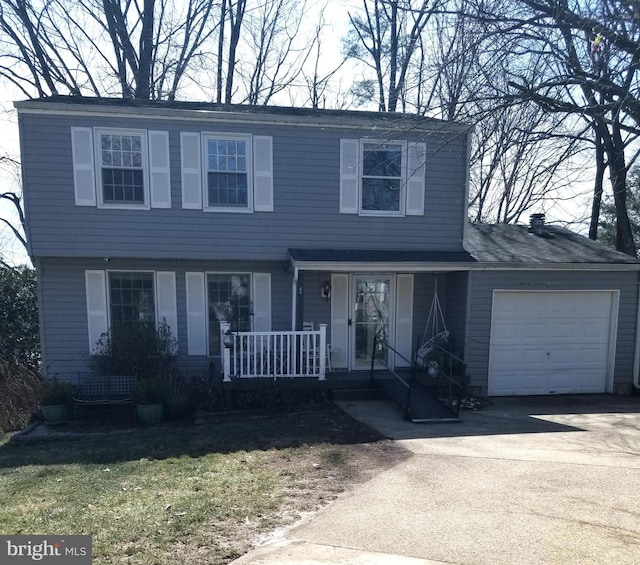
444,271,469,358
465,270,639,393
20,113,467,260
38,257,292,382
300,272,332,335
413,274,443,356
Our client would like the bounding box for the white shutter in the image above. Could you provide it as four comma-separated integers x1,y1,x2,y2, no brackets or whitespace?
331,273,349,369
149,130,171,208
85,270,108,352
252,273,272,331
185,272,207,355
340,139,359,214
156,272,178,342
253,136,273,212
406,142,426,215
72,127,96,206
395,274,414,367
181,132,202,209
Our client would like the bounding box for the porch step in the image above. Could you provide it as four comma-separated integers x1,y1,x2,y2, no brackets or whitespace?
374,375,461,423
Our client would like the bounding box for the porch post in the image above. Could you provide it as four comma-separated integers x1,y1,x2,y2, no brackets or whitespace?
291,267,299,331
319,323,327,380
220,321,232,382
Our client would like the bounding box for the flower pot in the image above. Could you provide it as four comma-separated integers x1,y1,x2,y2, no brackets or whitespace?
136,403,163,425
41,404,68,424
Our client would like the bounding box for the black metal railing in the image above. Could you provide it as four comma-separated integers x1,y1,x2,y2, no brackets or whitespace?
415,341,466,420
370,331,465,422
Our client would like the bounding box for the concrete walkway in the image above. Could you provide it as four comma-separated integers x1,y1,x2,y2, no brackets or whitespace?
232,395,640,565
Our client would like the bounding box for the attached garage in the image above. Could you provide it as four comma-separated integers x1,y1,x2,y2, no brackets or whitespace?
463,222,640,397
488,290,618,396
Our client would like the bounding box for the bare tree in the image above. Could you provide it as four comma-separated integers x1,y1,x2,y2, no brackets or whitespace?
0,154,29,262
477,0,640,255
345,0,441,112
0,0,220,100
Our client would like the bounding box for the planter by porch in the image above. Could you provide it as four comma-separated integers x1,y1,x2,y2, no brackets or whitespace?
136,403,163,425
41,404,69,424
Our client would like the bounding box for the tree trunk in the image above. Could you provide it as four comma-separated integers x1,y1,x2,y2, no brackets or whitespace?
608,121,636,256
216,0,227,104
135,0,155,99
588,133,605,240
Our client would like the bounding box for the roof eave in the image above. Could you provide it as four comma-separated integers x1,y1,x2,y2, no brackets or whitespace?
14,99,471,134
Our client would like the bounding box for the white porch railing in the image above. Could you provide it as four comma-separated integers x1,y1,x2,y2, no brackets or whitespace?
220,322,327,382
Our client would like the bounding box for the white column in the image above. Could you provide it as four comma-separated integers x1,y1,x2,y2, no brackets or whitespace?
319,324,327,381
220,322,232,382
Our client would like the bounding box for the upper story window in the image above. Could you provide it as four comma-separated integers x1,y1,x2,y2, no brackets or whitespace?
340,138,425,217
100,132,145,204
204,134,252,211
361,142,405,214
180,132,273,213
72,127,171,209
94,128,150,209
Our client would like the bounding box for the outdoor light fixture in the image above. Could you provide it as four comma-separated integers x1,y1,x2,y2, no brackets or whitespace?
222,330,235,349
321,281,331,301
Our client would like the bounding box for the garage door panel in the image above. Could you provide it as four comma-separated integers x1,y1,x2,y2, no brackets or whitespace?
488,291,615,396
523,322,548,339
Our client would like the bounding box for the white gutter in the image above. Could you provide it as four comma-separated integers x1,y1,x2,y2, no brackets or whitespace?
633,275,640,389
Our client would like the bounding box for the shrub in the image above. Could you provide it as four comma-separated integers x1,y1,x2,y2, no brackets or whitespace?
88,320,177,379
39,377,75,406
0,265,40,367
0,359,41,432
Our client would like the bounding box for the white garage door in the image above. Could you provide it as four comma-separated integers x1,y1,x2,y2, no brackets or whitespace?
488,291,617,396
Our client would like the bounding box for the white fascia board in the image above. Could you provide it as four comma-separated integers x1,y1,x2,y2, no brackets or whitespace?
291,261,473,272
15,102,471,134
292,260,640,272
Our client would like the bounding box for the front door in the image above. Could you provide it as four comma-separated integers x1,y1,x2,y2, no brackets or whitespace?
351,275,394,370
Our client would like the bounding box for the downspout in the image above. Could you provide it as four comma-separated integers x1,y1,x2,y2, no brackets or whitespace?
291,266,299,331
633,274,640,389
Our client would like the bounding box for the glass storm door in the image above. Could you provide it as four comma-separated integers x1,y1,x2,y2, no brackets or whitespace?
352,275,394,370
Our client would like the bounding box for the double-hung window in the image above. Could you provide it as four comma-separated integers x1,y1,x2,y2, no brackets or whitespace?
204,135,252,211
361,141,405,214
96,129,149,208
207,273,252,356
108,272,156,336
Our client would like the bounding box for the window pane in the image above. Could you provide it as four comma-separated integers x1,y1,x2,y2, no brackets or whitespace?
100,132,145,205
362,178,401,211
102,168,144,203
207,274,251,356
207,138,247,173
362,144,402,177
208,172,248,206
109,272,155,336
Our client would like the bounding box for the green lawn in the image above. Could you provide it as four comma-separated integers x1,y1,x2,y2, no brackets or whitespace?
0,408,407,564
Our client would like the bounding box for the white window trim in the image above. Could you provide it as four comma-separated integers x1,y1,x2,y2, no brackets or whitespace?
202,132,254,213
358,139,407,217
205,271,253,357
106,269,158,327
94,127,151,210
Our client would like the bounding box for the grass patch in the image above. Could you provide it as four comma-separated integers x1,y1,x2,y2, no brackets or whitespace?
0,407,408,564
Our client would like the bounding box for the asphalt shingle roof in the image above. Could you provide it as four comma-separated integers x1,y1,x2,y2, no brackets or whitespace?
464,223,639,265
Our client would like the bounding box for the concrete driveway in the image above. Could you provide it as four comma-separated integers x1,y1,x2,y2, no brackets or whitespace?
233,395,640,564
